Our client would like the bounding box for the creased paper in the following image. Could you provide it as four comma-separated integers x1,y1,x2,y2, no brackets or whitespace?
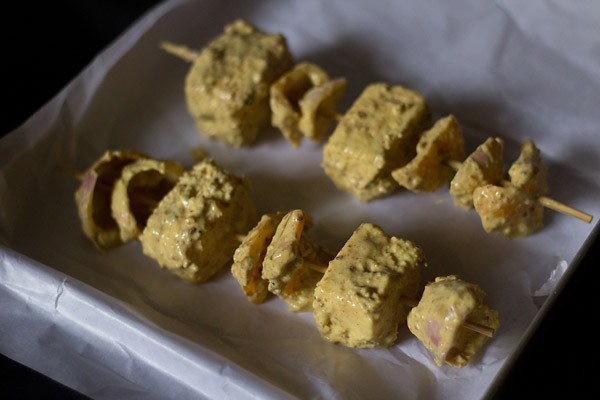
1,0,599,399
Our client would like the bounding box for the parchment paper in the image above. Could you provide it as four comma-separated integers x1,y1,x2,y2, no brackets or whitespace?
1,0,599,399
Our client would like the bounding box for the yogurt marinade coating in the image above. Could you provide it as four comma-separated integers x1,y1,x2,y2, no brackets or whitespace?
262,209,333,312
140,159,257,283
270,62,346,147
508,139,548,197
449,137,504,208
232,212,286,304
473,184,544,238
74,150,147,250
111,158,184,243
313,223,427,348
185,19,294,147
473,140,547,238
322,83,431,202
392,115,465,192
407,275,500,367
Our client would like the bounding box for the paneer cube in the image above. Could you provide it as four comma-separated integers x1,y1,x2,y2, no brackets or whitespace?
322,83,431,202
140,159,257,283
185,19,293,147
313,223,427,348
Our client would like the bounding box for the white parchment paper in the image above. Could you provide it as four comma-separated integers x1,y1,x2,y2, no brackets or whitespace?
1,0,599,399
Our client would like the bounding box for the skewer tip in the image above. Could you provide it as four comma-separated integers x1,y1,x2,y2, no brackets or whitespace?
159,41,198,63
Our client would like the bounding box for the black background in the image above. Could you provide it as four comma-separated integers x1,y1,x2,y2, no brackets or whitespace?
1,2,598,398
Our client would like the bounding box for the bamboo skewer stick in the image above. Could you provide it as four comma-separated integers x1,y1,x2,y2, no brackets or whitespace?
300,260,495,338
66,161,496,339
321,111,593,224
397,297,495,338
160,41,198,62
446,160,593,223
161,43,593,225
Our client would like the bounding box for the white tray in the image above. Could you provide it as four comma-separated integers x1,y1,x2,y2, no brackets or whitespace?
1,0,599,398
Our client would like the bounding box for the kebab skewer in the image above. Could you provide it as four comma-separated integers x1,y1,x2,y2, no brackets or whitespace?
232,211,499,366
72,151,257,283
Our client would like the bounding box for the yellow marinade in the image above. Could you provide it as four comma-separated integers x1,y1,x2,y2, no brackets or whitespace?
111,158,184,242
262,210,333,312
313,223,426,348
74,150,147,249
473,140,547,238
392,115,465,192
449,137,504,208
407,275,500,367
140,159,257,283
231,212,286,304
185,20,294,147
322,83,430,202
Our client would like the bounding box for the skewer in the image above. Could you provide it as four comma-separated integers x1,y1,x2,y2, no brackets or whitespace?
161,38,593,225
301,260,495,337
446,160,593,223
319,110,593,224
160,41,198,62
325,109,592,224
67,156,496,338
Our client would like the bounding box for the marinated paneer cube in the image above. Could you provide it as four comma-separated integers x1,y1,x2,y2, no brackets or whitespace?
140,159,257,283
508,140,548,198
262,210,333,312
473,184,544,238
111,158,184,242
232,212,286,304
407,275,500,367
322,83,431,202
270,62,346,146
74,150,147,249
392,115,465,192
313,223,427,348
185,19,294,147
449,137,504,208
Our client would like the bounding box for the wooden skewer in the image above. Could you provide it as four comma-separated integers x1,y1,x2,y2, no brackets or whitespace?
397,297,495,338
446,160,593,223
69,161,496,338
300,261,495,338
159,42,593,224
324,113,592,224
160,41,198,63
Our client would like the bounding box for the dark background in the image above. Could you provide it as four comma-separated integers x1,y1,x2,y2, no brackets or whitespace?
1,2,598,398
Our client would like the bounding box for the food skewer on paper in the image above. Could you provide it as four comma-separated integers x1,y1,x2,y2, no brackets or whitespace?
71,152,497,366
71,150,258,283
162,19,592,236
390,121,592,237
160,20,294,147
232,210,499,366
317,85,591,237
